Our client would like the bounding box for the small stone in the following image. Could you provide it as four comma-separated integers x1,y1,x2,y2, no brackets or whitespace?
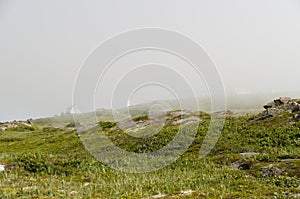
180,190,195,195
240,152,259,157
22,186,37,190
151,193,167,198
70,191,78,195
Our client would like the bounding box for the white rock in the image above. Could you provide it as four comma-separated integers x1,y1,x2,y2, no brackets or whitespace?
151,194,167,198
180,190,195,195
70,191,78,195
240,152,260,157
0,165,5,171
22,186,37,190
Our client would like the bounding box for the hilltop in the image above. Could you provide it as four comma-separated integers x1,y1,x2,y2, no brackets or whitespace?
0,97,299,198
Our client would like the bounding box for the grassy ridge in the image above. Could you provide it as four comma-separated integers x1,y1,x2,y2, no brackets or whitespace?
0,111,300,198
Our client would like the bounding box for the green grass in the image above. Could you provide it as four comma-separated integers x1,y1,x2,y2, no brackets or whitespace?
0,111,300,198
132,115,149,122
98,121,117,130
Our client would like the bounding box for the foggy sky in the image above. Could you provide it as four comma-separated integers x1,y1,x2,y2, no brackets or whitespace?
1,0,300,121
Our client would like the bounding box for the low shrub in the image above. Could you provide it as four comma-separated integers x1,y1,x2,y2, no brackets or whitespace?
132,115,148,122
15,153,81,175
42,127,62,133
65,121,81,128
98,121,117,130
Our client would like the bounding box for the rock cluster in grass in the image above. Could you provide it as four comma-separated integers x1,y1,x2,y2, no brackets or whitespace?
116,110,201,132
167,110,202,125
229,159,253,170
0,120,33,131
263,97,300,118
260,164,282,177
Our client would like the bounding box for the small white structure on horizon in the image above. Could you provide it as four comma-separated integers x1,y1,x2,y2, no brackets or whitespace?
66,105,81,114
235,88,252,95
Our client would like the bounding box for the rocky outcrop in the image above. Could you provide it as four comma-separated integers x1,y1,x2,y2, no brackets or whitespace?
0,120,33,131
109,110,202,133
263,97,300,118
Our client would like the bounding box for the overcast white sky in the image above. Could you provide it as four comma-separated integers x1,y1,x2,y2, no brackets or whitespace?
0,0,300,121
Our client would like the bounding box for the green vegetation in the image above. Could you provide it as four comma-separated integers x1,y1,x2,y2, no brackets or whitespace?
132,115,149,122
0,110,300,198
98,121,117,130
65,121,81,128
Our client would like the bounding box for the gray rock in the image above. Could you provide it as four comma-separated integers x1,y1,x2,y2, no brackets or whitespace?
260,164,282,177
268,108,283,116
279,97,291,104
172,116,201,125
229,159,251,170
274,99,284,106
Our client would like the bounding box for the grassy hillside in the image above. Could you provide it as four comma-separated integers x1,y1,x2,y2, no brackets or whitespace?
32,95,271,128
0,110,300,198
